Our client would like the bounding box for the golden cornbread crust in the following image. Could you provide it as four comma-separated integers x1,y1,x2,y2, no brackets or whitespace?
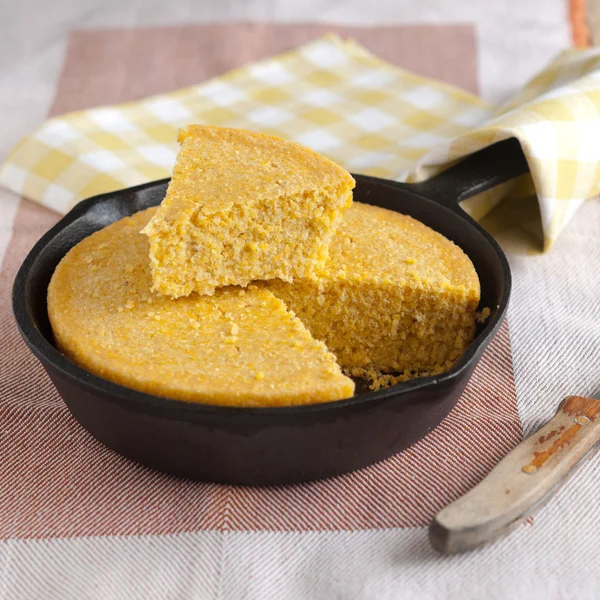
143,125,355,297
266,203,480,377
47,208,355,407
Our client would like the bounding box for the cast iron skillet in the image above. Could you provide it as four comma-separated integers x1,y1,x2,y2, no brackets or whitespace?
13,138,529,485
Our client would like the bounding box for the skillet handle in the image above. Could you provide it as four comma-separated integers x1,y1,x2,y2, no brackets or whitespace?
410,138,530,208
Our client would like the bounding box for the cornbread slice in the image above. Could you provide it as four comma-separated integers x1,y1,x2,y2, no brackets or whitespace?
266,202,480,377
47,208,355,407
142,125,355,297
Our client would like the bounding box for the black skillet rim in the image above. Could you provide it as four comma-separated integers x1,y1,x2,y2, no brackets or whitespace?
12,175,511,419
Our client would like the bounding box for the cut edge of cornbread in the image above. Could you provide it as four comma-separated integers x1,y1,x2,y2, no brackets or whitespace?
268,277,478,376
142,125,355,298
266,202,481,378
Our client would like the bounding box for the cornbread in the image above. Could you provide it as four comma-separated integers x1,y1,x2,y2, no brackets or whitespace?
142,125,355,297
266,202,480,377
47,208,355,407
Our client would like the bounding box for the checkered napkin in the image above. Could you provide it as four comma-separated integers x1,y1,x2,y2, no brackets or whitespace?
2,35,600,250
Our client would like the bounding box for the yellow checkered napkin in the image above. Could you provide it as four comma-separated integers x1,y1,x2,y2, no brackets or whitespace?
2,35,600,250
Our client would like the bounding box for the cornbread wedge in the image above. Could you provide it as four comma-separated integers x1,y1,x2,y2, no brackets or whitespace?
48,208,355,407
266,202,480,378
142,125,355,297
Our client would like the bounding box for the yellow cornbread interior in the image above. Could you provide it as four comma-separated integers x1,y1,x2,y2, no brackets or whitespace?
266,203,480,379
47,208,355,407
142,126,355,298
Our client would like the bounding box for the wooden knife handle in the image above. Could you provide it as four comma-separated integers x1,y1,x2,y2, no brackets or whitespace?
429,396,600,554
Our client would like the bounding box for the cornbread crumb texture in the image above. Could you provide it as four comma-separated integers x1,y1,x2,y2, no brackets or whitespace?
348,367,446,392
267,202,480,376
477,306,491,323
47,208,355,407
143,125,355,298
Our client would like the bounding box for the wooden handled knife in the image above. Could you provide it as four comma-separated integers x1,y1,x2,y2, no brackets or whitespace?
429,393,600,554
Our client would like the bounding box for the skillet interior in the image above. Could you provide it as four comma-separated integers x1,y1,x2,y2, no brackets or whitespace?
12,175,510,484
